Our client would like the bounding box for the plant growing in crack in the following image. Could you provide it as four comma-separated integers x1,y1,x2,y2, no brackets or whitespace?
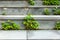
52,7,58,12
54,9,60,15
54,21,60,30
43,8,50,15
1,20,20,30
23,14,39,30
53,7,60,15
28,0,35,5
43,0,59,5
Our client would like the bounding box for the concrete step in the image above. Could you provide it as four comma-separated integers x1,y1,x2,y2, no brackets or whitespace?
0,30,27,40
28,30,60,40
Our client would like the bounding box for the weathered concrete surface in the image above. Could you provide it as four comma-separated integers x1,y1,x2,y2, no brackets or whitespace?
28,30,60,39
0,30,27,40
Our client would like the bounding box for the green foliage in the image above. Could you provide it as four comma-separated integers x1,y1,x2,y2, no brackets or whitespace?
43,8,50,15
43,0,59,5
54,9,60,15
53,7,60,15
1,20,20,30
52,7,57,11
28,0,35,5
54,21,60,30
23,14,39,30
43,1,50,5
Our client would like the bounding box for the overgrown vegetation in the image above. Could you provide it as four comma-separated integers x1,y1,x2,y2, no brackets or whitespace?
54,21,60,30
1,20,20,30
53,7,60,15
28,0,35,5
43,0,60,5
23,14,39,30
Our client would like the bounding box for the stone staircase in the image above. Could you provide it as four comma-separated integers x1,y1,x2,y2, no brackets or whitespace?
0,0,60,40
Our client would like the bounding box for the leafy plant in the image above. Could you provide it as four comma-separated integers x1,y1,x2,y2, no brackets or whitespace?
43,1,50,5
23,14,39,30
54,21,60,30
43,0,59,5
52,7,58,11
53,7,60,15
28,0,35,5
1,20,20,30
43,8,50,15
